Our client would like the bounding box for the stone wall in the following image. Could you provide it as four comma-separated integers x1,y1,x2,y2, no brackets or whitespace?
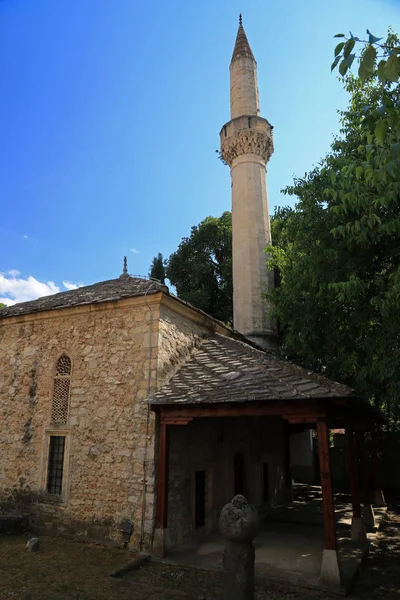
157,302,210,386
166,416,286,548
0,294,223,550
0,298,161,549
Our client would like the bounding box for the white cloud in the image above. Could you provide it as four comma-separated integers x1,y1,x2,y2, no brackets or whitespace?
7,269,20,277
0,273,60,305
23,235,29,240
130,248,140,254
63,281,83,291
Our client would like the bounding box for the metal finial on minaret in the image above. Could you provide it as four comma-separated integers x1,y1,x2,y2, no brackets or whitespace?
122,256,128,275
239,13,242,26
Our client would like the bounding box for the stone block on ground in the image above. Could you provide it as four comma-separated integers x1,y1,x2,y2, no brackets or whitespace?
220,495,259,600
26,537,40,552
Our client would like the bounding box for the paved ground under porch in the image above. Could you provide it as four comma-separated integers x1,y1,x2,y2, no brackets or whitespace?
162,497,387,594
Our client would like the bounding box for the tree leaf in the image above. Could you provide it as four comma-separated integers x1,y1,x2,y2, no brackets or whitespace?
358,62,368,83
335,42,345,56
339,58,349,76
343,38,356,58
375,120,387,145
334,33,345,38
366,30,383,44
356,166,364,179
384,54,400,82
362,45,377,73
377,60,387,83
344,54,356,69
331,55,341,71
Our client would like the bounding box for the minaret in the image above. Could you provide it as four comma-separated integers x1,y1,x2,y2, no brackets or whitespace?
220,15,277,350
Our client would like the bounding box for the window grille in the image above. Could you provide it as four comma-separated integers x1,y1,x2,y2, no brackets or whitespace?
47,435,65,495
56,354,71,376
51,354,71,424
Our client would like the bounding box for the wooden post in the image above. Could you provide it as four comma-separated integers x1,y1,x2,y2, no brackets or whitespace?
370,426,386,507
317,418,341,585
317,419,337,550
346,429,361,518
156,422,169,528
283,420,292,501
357,431,376,530
357,432,370,504
346,429,366,541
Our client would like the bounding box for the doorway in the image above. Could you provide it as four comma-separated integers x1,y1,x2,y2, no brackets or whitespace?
234,452,245,496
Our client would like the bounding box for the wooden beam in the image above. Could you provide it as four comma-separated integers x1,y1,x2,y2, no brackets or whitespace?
155,422,169,529
285,415,318,424
158,403,326,420
346,429,361,519
161,417,193,425
317,418,337,550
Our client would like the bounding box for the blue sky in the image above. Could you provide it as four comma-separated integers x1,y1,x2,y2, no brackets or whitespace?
1,0,399,304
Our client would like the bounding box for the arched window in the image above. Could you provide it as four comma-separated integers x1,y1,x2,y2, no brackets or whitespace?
234,452,245,496
51,354,71,425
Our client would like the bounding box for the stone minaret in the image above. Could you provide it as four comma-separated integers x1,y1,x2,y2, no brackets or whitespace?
220,16,277,350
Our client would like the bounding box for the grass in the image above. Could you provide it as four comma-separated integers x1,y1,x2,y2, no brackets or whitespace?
1,510,400,600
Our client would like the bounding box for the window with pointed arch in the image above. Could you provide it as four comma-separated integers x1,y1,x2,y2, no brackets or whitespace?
51,353,71,425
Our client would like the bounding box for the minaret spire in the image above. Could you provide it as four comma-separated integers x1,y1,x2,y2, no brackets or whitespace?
220,21,277,350
231,15,255,64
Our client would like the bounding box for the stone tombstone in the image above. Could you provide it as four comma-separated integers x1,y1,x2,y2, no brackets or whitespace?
26,538,40,552
219,495,259,600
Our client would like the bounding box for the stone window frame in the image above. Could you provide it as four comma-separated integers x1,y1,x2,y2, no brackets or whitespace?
50,352,73,426
39,425,72,507
39,351,74,506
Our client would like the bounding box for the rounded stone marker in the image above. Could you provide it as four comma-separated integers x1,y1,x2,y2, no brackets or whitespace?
26,537,40,552
219,495,259,600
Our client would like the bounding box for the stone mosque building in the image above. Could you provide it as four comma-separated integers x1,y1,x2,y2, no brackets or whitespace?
0,19,383,585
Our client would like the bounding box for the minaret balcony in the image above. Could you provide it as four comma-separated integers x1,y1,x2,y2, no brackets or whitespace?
219,115,274,167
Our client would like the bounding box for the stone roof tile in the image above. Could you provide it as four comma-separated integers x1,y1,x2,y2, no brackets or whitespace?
231,23,255,63
149,334,354,406
0,275,166,319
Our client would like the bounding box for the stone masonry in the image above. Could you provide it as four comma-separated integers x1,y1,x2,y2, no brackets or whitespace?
0,292,213,550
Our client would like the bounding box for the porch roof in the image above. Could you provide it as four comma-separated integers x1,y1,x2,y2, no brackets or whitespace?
149,334,355,406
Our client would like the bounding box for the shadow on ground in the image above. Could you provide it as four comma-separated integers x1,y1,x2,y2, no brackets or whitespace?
0,509,399,600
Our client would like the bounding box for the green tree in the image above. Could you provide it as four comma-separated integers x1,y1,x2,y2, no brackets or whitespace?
332,29,400,83
0,303,5,309
166,212,233,323
149,252,166,284
268,35,400,423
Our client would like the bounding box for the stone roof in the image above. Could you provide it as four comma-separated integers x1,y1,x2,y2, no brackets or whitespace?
0,275,167,319
231,23,255,63
149,334,354,405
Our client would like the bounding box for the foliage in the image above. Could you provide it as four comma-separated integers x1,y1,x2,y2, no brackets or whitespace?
268,34,400,423
332,29,400,83
0,303,5,309
149,252,166,284
165,212,233,323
